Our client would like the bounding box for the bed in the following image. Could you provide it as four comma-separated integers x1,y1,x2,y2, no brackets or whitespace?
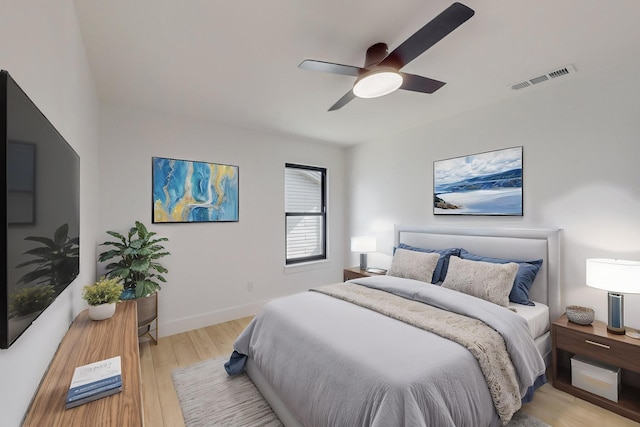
227,226,561,427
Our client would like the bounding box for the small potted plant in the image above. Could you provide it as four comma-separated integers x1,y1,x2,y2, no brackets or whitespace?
82,276,124,320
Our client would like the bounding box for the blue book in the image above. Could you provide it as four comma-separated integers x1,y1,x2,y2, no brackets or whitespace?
66,375,122,402
65,356,122,409
65,386,122,409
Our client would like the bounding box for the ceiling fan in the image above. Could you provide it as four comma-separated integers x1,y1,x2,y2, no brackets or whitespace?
299,2,475,111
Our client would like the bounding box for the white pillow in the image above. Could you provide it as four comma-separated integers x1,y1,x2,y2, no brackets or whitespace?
387,248,440,283
442,256,518,307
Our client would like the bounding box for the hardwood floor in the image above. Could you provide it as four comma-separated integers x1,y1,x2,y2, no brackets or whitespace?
140,316,253,427
140,317,640,427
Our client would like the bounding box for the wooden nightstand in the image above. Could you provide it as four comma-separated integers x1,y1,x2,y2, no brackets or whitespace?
343,267,386,281
551,314,640,422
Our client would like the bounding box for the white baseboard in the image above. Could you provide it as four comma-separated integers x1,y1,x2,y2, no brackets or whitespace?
159,300,268,338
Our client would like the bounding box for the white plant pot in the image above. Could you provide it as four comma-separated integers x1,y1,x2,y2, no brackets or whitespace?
88,303,116,321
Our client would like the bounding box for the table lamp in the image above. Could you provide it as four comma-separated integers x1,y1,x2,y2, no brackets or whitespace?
586,258,640,338
351,236,377,270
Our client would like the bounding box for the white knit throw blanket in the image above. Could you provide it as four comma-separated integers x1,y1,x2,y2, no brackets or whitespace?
311,282,521,425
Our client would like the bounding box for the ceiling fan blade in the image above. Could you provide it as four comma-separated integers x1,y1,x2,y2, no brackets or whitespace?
328,90,356,111
399,73,446,94
299,60,364,77
380,2,474,69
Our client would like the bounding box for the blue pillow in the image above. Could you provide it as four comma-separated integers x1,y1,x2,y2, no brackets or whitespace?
397,244,461,283
459,249,543,306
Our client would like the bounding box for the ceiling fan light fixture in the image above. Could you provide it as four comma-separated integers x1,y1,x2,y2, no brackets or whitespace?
352,69,403,99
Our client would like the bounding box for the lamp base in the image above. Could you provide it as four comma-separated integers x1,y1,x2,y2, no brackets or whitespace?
607,325,626,335
607,292,625,335
359,253,368,270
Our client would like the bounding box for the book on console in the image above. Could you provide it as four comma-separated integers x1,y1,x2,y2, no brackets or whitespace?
65,355,123,409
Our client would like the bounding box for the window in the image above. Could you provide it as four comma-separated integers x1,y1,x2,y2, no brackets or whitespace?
285,163,326,264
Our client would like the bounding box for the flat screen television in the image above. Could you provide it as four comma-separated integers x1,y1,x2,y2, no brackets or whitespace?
0,70,80,349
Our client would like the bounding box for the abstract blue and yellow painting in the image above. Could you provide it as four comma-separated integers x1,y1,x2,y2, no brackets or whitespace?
152,157,239,223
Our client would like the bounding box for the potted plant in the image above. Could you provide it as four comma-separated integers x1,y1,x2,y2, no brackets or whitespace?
98,221,169,341
98,221,170,298
82,277,124,320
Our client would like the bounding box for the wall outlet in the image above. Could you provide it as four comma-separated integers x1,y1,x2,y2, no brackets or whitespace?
247,282,254,292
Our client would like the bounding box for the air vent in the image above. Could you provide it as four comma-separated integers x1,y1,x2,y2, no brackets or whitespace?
511,81,531,90
509,64,577,91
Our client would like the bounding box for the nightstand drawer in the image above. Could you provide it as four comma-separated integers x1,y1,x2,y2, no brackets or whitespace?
555,326,636,371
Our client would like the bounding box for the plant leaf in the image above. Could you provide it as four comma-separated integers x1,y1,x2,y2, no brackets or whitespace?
123,247,138,256
134,280,159,298
149,238,169,245
135,221,148,236
98,250,122,262
24,236,56,248
17,269,51,285
23,246,57,256
53,223,69,245
106,230,126,242
151,264,168,274
15,259,44,268
109,267,131,278
100,241,126,249
131,259,150,272
150,252,170,259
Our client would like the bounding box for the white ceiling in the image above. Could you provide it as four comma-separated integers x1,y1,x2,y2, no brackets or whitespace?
73,0,640,145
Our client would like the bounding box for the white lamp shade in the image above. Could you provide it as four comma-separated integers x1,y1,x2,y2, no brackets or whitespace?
352,70,403,99
351,236,377,253
586,258,640,294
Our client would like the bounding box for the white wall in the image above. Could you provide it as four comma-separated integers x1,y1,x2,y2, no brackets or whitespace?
98,104,346,336
347,61,640,329
0,1,100,426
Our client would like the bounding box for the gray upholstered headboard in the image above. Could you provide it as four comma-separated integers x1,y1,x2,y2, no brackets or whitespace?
394,226,562,321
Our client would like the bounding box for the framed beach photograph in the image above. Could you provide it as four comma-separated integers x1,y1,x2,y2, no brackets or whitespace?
152,156,239,223
433,146,523,216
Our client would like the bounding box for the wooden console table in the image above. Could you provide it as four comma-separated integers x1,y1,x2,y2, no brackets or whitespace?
22,301,143,426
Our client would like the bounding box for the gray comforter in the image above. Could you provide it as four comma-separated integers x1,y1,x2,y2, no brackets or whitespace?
231,276,546,427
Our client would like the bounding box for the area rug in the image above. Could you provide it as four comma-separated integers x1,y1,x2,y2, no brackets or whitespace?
171,356,550,427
